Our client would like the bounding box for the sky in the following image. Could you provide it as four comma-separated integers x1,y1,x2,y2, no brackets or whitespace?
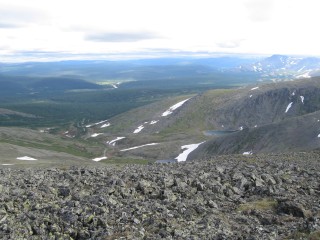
0,0,319,62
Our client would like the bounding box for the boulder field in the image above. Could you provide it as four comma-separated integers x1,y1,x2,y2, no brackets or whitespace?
0,153,319,239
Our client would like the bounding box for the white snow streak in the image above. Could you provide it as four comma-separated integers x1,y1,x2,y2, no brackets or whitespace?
300,96,304,103
243,151,253,155
17,156,37,161
86,120,109,128
120,143,159,152
296,72,311,79
91,133,103,137
285,102,293,113
249,95,253,98
108,137,126,146
298,66,306,72
150,120,158,125
239,126,244,131
92,156,107,162
111,84,118,89
318,134,320,138
2,164,14,166
133,125,144,133
162,98,190,117
251,87,259,90
100,123,111,128
175,142,205,162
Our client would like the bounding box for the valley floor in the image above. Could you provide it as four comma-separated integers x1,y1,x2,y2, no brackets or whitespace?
0,152,320,239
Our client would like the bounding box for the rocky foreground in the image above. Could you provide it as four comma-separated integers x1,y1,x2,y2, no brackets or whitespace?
0,153,320,239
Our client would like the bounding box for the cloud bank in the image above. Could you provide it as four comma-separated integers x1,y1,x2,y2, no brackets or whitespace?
85,31,160,42
0,5,48,28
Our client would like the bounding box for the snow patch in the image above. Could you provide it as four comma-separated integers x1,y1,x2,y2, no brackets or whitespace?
108,137,126,146
100,123,110,128
243,151,253,155
300,96,304,103
150,120,159,125
251,87,259,90
120,143,159,152
285,102,293,113
86,120,109,128
175,142,205,162
133,125,144,134
111,84,118,89
254,125,257,128
296,72,311,79
162,98,190,117
91,133,103,137
249,95,253,98
2,164,14,166
318,134,320,138
92,156,107,162
65,134,75,138
239,126,244,131
17,156,37,161
291,91,296,96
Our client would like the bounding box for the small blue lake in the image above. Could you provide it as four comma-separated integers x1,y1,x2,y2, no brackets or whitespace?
155,159,177,164
203,130,238,136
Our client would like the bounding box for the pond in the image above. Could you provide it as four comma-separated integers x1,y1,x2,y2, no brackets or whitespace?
155,159,177,164
203,130,238,136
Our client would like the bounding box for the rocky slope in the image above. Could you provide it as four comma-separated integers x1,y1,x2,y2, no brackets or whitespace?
0,152,319,239
188,78,320,158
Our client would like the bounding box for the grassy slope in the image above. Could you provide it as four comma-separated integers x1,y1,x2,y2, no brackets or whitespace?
86,91,239,161
0,127,104,165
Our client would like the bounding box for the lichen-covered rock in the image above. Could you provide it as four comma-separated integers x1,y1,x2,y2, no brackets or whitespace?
0,152,319,239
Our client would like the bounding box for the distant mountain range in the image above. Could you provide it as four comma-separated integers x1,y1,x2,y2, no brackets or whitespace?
237,54,320,81
1,54,320,83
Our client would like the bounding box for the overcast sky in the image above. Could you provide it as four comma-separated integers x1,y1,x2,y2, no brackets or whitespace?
0,0,319,62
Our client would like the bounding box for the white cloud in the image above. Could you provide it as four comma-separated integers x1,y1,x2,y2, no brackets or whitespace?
85,31,162,42
244,0,275,22
216,39,245,49
0,4,49,27
0,0,319,61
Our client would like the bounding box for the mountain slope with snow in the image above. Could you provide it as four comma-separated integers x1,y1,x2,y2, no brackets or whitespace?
188,77,320,158
239,54,320,81
83,77,320,162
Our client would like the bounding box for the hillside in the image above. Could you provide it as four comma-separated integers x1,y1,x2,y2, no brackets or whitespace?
85,77,320,162
0,127,104,167
189,77,320,158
